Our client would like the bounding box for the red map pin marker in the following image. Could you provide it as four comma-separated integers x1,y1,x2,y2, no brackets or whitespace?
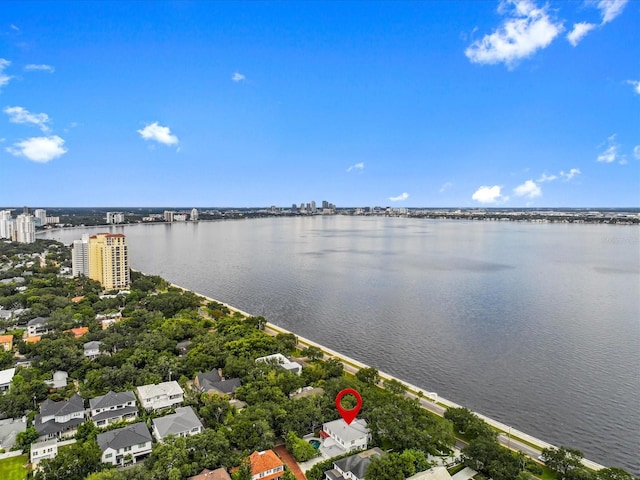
335,388,362,425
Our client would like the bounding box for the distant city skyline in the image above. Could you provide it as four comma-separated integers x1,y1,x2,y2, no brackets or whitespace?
1,1,638,207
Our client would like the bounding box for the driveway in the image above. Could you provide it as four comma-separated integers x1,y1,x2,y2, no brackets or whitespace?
274,444,307,480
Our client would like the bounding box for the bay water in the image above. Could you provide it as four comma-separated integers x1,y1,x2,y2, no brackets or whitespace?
43,216,640,473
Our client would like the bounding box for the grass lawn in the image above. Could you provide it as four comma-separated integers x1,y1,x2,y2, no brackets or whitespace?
0,454,29,480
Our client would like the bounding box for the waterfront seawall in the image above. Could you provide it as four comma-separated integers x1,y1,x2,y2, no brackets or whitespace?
161,277,605,471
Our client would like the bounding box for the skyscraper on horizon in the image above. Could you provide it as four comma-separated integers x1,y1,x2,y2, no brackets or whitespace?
72,234,90,277
16,214,36,243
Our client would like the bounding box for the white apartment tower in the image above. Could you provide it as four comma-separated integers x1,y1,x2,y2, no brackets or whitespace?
0,210,12,239
34,209,47,226
106,212,125,224
72,234,90,277
190,208,198,221
16,214,36,243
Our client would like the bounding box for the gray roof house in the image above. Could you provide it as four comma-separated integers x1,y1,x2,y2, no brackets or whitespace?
195,370,242,396
34,393,85,440
0,367,16,392
45,371,68,389
27,317,51,338
30,438,58,469
324,448,384,480
84,340,104,359
97,422,152,466
89,391,138,427
152,406,203,441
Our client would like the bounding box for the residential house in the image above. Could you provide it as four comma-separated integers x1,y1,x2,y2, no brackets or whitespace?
30,438,58,469
68,326,89,338
97,422,152,466
152,406,203,441
90,391,138,427
27,317,51,338
407,467,454,480
255,353,302,375
188,468,232,480
34,393,85,440
136,381,184,411
195,369,242,396
324,447,383,480
0,367,16,392
320,418,370,454
0,334,13,351
84,340,104,359
247,449,284,480
45,371,68,389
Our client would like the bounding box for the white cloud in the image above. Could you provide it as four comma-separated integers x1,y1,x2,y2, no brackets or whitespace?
464,0,563,68
231,72,245,82
567,22,597,46
633,145,640,160
626,80,640,95
389,192,409,202
560,168,581,180
439,182,453,193
137,122,179,146
597,0,628,24
25,64,55,73
514,179,542,198
6,135,67,163
347,162,364,172
10,24,19,32
597,134,619,163
537,173,557,182
472,185,507,204
4,106,51,132
0,58,12,90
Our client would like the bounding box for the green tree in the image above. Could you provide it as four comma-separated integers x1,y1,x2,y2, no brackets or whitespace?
383,378,407,395
542,447,585,480
35,440,102,480
595,467,635,480
231,458,252,480
13,426,39,451
286,431,319,462
356,367,379,385
302,346,323,360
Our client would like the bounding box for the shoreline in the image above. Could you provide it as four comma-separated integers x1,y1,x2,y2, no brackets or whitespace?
157,274,605,471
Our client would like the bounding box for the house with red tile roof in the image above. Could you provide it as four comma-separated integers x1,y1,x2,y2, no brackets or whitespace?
188,468,231,480
248,449,284,480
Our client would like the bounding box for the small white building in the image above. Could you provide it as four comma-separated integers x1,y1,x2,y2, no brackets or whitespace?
84,341,104,359
0,367,16,392
26,317,51,338
30,438,58,468
136,381,184,411
255,353,302,375
97,422,152,466
90,391,138,427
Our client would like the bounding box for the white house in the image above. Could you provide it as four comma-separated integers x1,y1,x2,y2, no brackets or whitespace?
255,353,302,375
90,391,138,427
136,381,184,411
26,317,51,338
30,438,58,468
97,422,152,466
152,406,203,441
321,418,370,454
324,448,383,480
0,367,16,392
83,341,104,359
34,394,85,440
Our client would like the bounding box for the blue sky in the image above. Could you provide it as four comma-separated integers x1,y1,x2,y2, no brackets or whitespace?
1,0,638,208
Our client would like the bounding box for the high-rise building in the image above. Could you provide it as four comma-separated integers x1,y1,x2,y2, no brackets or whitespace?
190,208,198,221
16,214,36,243
34,209,47,226
106,212,125,224
163,211,175,222
72,234,90,277
88,233,130,290
0,210,12,239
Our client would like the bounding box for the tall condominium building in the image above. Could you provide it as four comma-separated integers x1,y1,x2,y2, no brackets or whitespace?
16,214,36,244
72,234,90,277
88,233,130,290
34,209,47,226
190,208,198,221
163,211,175,222
106,212,125,224
0,210,12,239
